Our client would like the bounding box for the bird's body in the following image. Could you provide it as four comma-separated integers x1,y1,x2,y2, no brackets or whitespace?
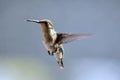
27,19,91,69
40,22,57,54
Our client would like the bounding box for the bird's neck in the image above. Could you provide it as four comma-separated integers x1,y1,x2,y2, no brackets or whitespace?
39,23,57,43
39,23,48,33
40,24,55,34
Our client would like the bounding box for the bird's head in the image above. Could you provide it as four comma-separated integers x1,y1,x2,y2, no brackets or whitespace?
26,19,53,29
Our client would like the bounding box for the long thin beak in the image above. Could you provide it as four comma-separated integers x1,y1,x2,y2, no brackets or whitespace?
26,19,40,23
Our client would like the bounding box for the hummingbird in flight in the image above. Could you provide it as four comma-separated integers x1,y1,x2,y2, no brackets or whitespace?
27,19,91,69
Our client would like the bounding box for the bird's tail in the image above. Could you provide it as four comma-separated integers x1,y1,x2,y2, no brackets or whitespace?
54,52,64,69
57,59,64,69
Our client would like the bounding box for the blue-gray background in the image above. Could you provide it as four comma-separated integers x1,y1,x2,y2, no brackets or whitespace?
0,0,120,80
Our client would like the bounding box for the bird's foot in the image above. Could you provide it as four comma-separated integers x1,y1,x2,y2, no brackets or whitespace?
48,51,51,55
48,51,54,56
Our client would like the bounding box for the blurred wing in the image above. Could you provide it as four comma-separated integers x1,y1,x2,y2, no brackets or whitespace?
61,33,92,44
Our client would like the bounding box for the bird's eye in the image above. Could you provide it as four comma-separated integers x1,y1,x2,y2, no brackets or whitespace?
48,23,51,26
48,23,53,29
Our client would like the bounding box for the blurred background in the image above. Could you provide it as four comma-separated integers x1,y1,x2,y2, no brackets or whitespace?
0,0,120,80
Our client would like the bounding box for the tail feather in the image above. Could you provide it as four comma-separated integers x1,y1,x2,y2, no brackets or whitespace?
57,60,64,69
54,51,64,69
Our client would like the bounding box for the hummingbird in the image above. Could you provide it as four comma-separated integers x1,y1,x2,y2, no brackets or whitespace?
27,19,91,69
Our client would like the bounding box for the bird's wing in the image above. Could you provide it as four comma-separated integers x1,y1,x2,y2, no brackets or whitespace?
58,33,92,44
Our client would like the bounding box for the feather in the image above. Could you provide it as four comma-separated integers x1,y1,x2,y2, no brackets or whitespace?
57,33,92,44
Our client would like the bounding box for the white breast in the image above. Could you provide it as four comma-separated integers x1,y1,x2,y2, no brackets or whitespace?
49,29,57,44
42,29,57,52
